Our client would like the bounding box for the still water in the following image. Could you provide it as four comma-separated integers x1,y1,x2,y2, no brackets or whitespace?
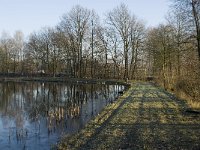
0,81,125,150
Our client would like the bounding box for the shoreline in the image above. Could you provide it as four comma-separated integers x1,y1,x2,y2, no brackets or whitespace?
0,77,130,87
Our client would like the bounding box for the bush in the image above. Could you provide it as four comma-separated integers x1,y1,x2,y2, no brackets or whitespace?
176,78,200,101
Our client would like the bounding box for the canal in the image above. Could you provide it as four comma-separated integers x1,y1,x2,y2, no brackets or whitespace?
0,81,125,150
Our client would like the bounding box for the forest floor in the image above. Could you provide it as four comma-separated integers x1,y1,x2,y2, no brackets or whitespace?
57,82,200,150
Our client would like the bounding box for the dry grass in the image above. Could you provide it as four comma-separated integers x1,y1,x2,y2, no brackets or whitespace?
177,90,200,110
174,78,200,109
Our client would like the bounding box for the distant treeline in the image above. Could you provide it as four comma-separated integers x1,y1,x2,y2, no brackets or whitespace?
0,1,199,101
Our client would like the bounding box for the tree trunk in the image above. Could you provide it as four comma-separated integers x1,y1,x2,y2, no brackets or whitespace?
191,0,200,64
124,40,129,80
91,20,94,78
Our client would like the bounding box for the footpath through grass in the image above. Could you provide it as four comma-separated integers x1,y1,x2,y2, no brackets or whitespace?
57,82,200,150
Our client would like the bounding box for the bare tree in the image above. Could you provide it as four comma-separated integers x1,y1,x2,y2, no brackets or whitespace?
173,0,200,62
89,10,100,78
106,3,132,80
59,5,91,78
146,25,175,88
0,32,13,74
166,8,189,77
13,31,24,73
129,18,146,79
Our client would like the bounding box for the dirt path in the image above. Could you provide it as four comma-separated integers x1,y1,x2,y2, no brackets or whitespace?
58,82,200,150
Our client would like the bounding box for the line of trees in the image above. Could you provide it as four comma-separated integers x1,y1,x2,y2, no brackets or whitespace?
0,4,146,80
0,1,199,101
146,0,200,101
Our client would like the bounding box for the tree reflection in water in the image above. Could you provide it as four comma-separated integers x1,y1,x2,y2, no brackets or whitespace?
0,81,124,149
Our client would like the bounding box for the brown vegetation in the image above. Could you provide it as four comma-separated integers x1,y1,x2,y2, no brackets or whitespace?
0,1,199,106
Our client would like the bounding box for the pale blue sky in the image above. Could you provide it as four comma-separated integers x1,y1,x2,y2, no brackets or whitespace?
0,0,170,37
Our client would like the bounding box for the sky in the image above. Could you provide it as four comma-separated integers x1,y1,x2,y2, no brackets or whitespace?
0,0,171,38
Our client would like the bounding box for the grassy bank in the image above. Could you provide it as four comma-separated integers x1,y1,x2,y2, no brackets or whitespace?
56,82,200,150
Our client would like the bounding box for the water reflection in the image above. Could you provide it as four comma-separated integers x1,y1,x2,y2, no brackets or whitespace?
0,82,125,150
